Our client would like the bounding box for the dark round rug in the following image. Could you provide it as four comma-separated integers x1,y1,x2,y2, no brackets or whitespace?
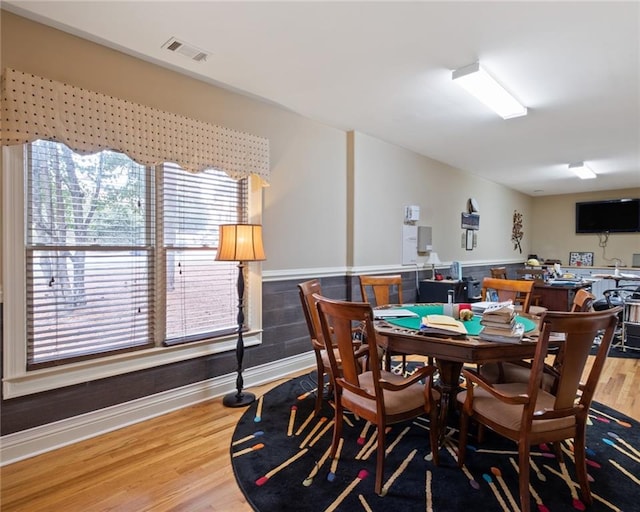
594,342,640,359
231,371,639,511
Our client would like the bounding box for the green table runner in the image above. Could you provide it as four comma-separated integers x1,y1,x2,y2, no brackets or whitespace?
382,304,537,336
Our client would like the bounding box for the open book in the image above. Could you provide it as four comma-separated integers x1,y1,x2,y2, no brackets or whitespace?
420,315,467,336
482,301,515,316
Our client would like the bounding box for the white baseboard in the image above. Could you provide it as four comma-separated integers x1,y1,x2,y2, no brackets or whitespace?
0,352,315,466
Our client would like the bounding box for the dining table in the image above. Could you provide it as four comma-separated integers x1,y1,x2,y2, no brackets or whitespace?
592,273,640,288
373,303,541,442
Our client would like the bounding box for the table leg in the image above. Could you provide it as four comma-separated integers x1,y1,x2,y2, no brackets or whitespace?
434,359,464,445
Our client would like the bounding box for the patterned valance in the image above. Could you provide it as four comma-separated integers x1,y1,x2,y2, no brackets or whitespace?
1,68,270,181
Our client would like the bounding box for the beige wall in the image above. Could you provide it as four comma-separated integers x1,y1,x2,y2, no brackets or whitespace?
0,11,348,283
350,132,533,269
530,189,640,267
6,10,636,298
0,10,536,299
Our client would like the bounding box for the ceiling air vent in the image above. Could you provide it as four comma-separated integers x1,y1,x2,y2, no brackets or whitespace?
162,37,209,62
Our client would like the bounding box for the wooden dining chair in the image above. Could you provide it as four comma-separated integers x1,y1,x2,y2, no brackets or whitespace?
480,287,597,388
481,277,534,313
515,268,546,308
298,279,334,415
457,307,620,512
359,274,404,306
544,288,597,375
490,267,508,279
571,288,596,312
359,274,407,370
477,278,536,382
515,267,545,280
298,279,367,415
314,293,440,495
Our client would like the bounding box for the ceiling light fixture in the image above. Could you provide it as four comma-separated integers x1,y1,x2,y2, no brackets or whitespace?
452,62,527,119
569,162,597,180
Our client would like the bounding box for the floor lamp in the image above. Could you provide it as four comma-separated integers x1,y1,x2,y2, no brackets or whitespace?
216,224,266,407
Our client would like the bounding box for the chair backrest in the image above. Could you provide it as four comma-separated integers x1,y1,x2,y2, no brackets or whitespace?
515,268,545,281
490,267,508,279
481,277,534,313
571,288,595,312
532,308,620,413
297,279,325,351
359,275,403,307
314,294,382,395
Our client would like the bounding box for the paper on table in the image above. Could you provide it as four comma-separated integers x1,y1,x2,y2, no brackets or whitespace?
471,301,494,314
482,301,515,315
374,308,419,319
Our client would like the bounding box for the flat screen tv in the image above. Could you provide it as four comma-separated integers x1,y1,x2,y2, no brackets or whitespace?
575,198,640,233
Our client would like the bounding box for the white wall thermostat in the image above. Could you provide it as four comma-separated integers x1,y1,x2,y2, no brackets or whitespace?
404,205,420,222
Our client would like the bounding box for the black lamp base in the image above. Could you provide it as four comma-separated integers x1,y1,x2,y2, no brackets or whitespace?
222,390,256,408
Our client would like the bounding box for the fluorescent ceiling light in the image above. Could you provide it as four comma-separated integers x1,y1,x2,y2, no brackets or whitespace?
452,62,527,119
569,162,597,179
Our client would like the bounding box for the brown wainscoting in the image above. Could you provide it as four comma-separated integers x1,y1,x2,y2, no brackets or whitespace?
0,265,498,436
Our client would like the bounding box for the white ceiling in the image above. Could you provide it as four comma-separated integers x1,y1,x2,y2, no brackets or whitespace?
5,1,640,196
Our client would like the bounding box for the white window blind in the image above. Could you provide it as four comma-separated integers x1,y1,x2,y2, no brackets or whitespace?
24,140,248,368
26,140,154,368
161,164,246,344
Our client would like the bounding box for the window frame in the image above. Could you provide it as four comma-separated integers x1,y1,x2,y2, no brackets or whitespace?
1,145,264,399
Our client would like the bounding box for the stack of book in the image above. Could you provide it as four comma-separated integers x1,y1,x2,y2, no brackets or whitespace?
478,301,524,343
420,314,467,337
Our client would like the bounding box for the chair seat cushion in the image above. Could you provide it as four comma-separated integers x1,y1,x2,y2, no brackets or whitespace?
457,382,575,433
480,362,556,391
513,304,548,316
321,338,367,367
342,370,438,416
320,348,340,369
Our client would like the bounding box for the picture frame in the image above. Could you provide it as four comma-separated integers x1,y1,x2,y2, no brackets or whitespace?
569,251,594,267
461,212,480,230
466,229,474,251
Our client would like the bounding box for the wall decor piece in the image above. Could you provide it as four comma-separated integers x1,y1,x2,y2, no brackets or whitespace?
466,229,474,250
512,210,523,253
461,212,480,230
569,251,594,266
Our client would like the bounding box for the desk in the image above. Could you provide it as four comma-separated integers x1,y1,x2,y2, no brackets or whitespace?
532,282,590,311
374,305,540,442
418,279,466,303
593,273,640,288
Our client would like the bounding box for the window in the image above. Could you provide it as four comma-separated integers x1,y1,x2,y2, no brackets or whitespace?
27,141,154,367
161,163,243,344
3,141,259,394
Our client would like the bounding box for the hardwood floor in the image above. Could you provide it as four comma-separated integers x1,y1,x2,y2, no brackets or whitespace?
1,356,638,512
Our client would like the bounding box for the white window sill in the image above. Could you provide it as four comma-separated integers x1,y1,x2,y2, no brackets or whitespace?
2,331,262,399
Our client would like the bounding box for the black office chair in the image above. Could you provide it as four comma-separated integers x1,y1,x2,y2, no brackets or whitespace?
593,285,640,313
593,285,640,350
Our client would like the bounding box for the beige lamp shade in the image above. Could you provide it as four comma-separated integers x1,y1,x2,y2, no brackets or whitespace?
216,224,266,262
424,252,441,266
425,251,441,279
